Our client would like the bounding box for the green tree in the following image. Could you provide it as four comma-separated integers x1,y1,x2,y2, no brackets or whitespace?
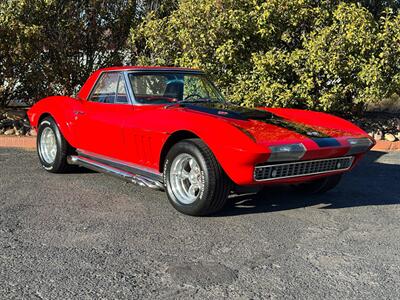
1,0,138,107
0,1,40,107
236,3,400,114
0,0,181,107
131,0,259,90
131,0,400,115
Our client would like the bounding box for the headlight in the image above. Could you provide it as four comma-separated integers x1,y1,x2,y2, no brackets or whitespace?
268,143,306,162
346,138,374,155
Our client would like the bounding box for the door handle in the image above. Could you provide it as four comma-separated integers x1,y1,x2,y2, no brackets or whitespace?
74,111,85,116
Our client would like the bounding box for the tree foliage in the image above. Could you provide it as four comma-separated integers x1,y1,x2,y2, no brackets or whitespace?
132,0,400,115
1,0,400,115
0,0,160,107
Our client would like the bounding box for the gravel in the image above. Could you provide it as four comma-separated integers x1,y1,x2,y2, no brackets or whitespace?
1,148,399,299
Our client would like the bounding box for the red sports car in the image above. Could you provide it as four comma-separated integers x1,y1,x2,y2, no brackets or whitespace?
28,66,375,215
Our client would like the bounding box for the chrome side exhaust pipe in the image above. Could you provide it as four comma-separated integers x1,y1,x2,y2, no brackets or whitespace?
67,155,164,191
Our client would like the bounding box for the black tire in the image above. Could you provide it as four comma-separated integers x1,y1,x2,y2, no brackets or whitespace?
163,138,231,216
37,116,73,173
291,174,342,194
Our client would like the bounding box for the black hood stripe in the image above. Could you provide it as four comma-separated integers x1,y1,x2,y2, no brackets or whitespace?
180,102,340,147
264,118,341,147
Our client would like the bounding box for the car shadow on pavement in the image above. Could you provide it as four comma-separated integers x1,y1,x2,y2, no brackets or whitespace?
63,166,97,174
217,151,400,217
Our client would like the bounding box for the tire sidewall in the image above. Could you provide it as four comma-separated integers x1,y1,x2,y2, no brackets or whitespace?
164,141,215,215
37,118,64,172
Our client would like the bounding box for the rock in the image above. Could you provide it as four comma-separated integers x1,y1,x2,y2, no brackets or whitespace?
374,129,383,141
384,133,396,142
368,131,374,138
395,132,400,140
29,129,37,137
15,128,22,136
4,128,15,135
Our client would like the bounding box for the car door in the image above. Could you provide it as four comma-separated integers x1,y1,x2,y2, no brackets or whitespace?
73,71,133,160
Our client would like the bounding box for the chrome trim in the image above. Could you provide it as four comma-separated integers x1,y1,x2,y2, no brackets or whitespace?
68,155,164,191
127,69,204,74
87,71,133,105
254,156,354,181
76,149,163,181
126,70,210,106
123,71,136,104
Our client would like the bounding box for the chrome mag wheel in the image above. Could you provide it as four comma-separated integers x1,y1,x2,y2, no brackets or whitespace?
169,153,204,204
39,127,57,164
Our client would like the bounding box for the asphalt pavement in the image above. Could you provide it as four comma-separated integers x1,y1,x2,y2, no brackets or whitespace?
1,148,399,299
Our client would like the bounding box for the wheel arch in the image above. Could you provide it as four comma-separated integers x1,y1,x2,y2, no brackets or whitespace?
159,130,200,173
38,112,53,125
37,112,75,150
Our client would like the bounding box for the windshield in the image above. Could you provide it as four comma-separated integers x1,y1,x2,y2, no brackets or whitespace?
128,72,225,104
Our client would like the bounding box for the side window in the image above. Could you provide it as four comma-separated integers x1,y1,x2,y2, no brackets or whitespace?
116,74,128,103
89,72,119,103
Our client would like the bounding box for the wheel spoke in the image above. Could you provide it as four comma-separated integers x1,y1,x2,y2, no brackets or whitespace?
189,158,195,170
181,169,190,179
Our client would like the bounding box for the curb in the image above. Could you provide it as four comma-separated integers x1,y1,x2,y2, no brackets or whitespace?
0,136,399,152
0,136,36,150
372,140,400,151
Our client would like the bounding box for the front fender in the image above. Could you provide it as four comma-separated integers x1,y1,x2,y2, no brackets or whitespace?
154,109,268,185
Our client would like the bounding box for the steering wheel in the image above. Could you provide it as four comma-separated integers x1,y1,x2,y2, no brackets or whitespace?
183,93,203,101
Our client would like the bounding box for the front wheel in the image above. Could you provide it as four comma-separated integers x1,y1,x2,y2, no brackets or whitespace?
291,174,342,194
163,138,231,216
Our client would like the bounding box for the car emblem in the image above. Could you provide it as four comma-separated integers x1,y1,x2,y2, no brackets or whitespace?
307,131,320,137
217,111,229,115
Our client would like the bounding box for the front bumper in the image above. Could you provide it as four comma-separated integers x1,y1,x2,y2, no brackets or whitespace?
214,136,373,186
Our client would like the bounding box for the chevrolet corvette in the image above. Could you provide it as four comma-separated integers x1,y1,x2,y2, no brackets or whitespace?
28,66,375,215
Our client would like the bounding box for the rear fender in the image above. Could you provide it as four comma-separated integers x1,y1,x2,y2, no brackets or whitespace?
28,96,79,147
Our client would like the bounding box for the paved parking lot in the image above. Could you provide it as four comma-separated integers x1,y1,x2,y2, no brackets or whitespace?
1,148,399,299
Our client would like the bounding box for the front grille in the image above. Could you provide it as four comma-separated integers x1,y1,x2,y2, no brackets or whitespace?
254,156,354,181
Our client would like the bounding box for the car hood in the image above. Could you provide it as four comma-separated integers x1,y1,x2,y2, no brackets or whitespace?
178,102,365,146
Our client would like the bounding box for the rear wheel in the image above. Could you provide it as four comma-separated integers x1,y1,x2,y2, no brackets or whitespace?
291,174,342,194
163,138,231,216
37,116,73,173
